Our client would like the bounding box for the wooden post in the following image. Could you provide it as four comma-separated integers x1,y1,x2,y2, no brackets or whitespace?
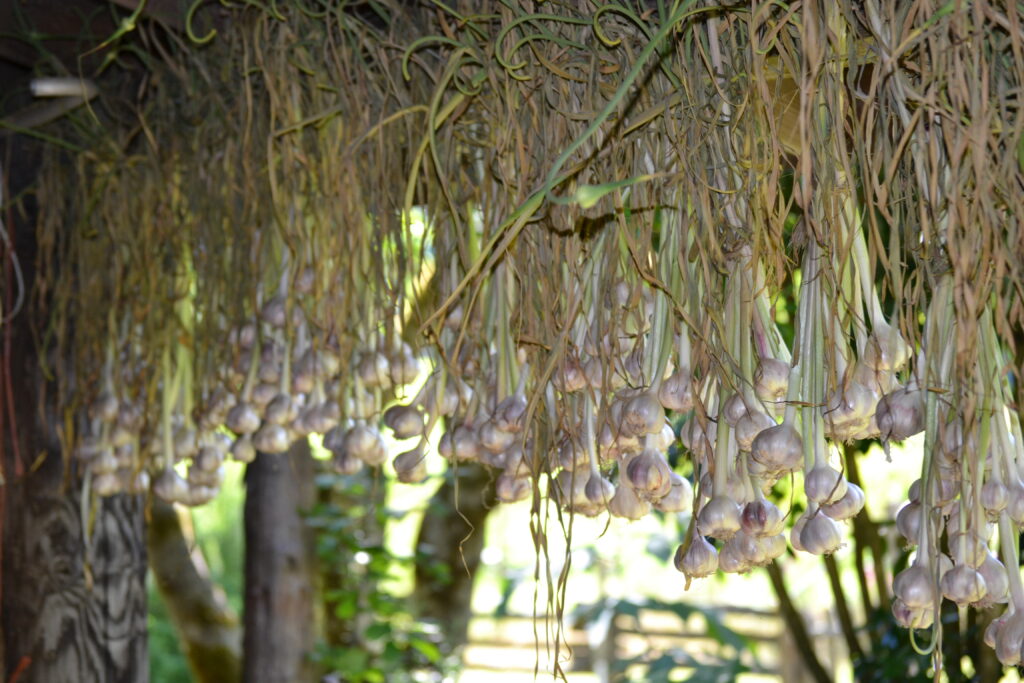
242,440,316,683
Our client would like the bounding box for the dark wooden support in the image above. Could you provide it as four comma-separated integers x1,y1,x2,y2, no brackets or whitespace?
243,441,317,683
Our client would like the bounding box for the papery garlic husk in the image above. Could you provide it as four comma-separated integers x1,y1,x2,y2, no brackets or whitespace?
189,464,224,489
891,598,935,630
648,420,676,453
92,472,121,497
552,356,586,393
153,467,190,503
948,531,989,568
821,482,865,521
893,563,936,609
740,499,784,537
393,447,428,484
478,420,516,455
584,356,626,391
974,553,1008,609
654,473,693,513
658,368,693,413
735,410,775,452
981,480,1010,519
680,417,716,456
260,295,288,327
226,403,262,436
804,465,848,505
496,473,531,503
186,485,218,507
194,446,225,473
389,350,421,386
230,435,257,463
722,394,749,428
558,437,590,471
344,425,387,466
799,514,843,555
985,612,1006,649
494,393,528,433
553,470,596,515
762,533,788,562
264,394,296,426
608,482,650,520
252,424,290,454
824,382,876,440
674,536,718,579
110,423,135,448
357,351,391,388
123,469,150,495
625,449,674,500
382,404,425,440
91,449,119,475
452,425,481,462
940,564,988,606
790,514,808,552
478,449,507,469
863,326,912,373
584,474,615,507
622,392,664,437
90,392,119,423
291,370,315,395
895,501,921,544
306,401,340,434
754,359,789,404
750,424,803,474
698,496,742,540
718,536,751,574
994,610,1024,666
875,387,924,442
173,427,199,460
332,450,364,475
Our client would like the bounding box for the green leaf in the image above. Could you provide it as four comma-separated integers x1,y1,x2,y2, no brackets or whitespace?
410,637,442,663
365,622,391,640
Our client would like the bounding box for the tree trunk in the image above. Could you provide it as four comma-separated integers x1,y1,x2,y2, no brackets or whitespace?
413,463,496,654
148,497,241,683
1,137,147,683
243,441,317,683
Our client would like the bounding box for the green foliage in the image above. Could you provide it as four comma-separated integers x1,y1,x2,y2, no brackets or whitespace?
307,470,454,683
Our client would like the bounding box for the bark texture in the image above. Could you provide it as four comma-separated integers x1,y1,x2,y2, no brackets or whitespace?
243,440,317,683
413,463,496,653
148,497,241,683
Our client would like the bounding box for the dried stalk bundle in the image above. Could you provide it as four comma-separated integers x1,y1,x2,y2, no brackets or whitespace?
30,0,1024,670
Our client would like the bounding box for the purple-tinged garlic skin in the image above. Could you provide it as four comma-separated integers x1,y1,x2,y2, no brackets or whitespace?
940,564,988,606
893,563,936,609
230,435,257,463
735,410,775,452
552,356,587,393
891,598,934,630
495,473,531,503
332,450,364,475
895,501,921,544
658,368,694,413
750,423,803,474
478,420,516,454
874,387,925,442
717,536,750,574
383,404,425,440
622,392,665,437
804,465,848,505
740,499,784,537
994,611,1024,666
153,467,190,504
754,359,790,404
981,480,1010,518
584,475,615,506
975,553,1009,608
948,531,989,568
790,514,808,552
625,449,674,500
253,424,290,454
822,482,866,521
697,496,742,540
494,393,528,433
722,394,748,428
654,473,693,513
799,514,843,555
608,482,650,520
227,403,261,435
394,447,428,484
674,536,718,579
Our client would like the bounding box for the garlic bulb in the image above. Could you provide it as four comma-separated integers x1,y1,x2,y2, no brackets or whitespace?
608,481,650,520
799,514,842,555
252,423,290,454
494,392,528,433
735,410,775,452
804,465,848,505
658,368,693,412
622,392,664,437
332,450,364,475
496,473,531,503
994,611,1024,666
821,482,865,521
226,403,261,435
697,495,741,540
230,435,256,463
750,424,803,474
940,564,988,606
754,359,789,404
584,474,615,507
891,599,934,630
981,479,1010,518
893,563,936,609
552,356,586,393
721,394,748,428
153,467,190,503
976,553,1009,607
895,501,921,544
874,387,924,442
654,473,693,513
673,535,718,579
740,499,784,537
718,536,751,574
343,424,387,465
478,420,516,454
625,449,674,500
382,404,425,440
394,446,428,484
